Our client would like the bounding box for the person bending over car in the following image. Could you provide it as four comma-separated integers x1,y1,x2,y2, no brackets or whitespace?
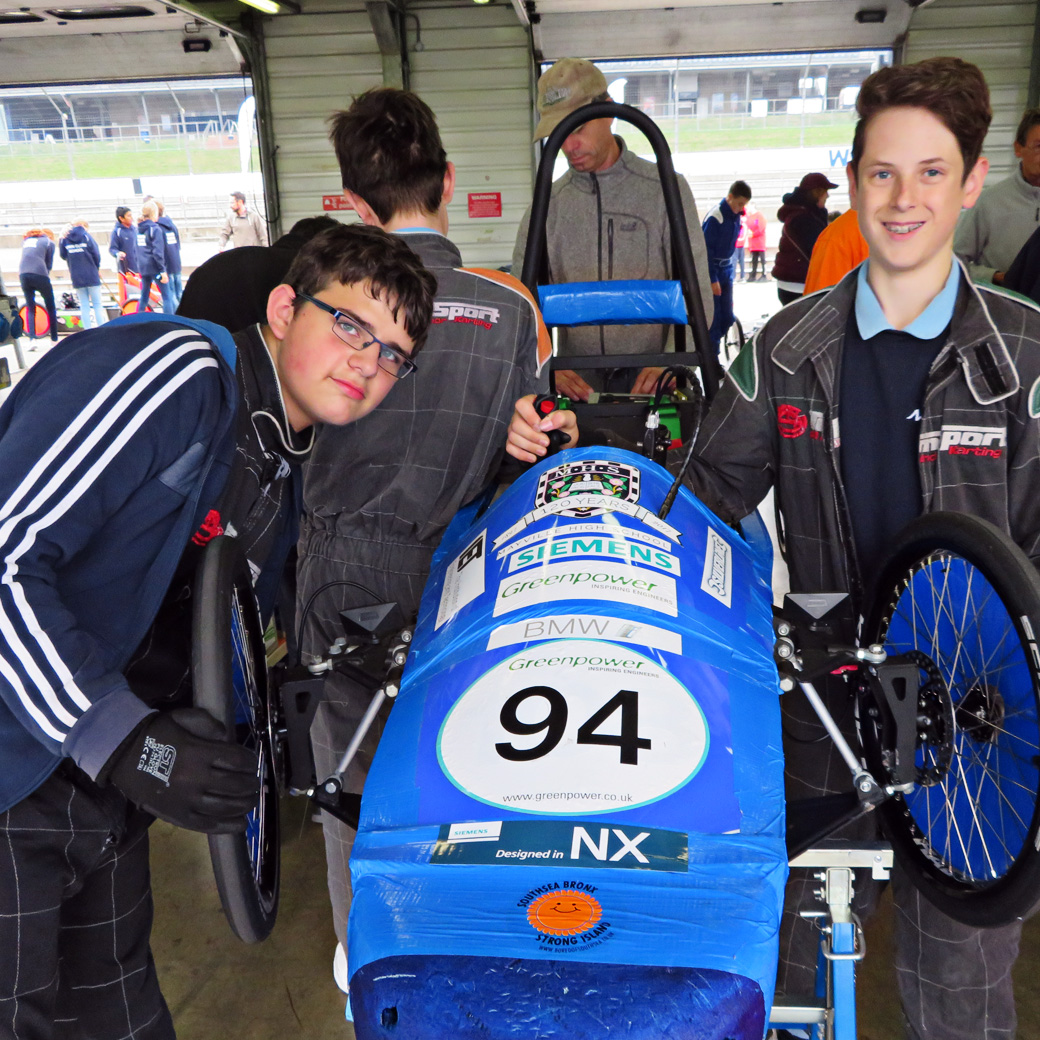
0,223,435,1039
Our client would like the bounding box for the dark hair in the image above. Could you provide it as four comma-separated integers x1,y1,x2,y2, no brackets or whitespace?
328,89,447,224
274,215,341,250
116,206,131,220
1016,107,1040,147
729,180,752,200
285,223,437,352
850,57,991,181
231,191,246,203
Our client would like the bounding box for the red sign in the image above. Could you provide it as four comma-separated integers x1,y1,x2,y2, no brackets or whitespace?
468,191,502,218
322,194,354,211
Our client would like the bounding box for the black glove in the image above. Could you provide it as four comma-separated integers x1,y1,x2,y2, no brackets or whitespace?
104,708,260,834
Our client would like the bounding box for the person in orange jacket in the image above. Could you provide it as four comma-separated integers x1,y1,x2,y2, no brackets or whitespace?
802,207,869,295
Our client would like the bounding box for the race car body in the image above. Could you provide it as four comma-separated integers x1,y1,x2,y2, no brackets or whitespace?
348,447,786,1039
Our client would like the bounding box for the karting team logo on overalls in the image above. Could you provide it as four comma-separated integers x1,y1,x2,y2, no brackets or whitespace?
535,460,640,519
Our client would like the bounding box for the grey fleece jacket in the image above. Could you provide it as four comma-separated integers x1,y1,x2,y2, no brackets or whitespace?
954,163,1040,284
512,137,712,365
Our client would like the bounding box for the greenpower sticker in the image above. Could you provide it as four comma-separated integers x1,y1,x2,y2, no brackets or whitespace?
494,562,678,617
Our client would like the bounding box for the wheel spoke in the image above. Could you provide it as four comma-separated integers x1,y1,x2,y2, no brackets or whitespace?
879,542,1040,897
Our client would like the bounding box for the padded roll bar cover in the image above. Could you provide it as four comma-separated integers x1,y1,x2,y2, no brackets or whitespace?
538,280,687,328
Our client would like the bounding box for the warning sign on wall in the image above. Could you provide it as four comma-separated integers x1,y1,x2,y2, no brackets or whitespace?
322,195,354,211
468,192,502,218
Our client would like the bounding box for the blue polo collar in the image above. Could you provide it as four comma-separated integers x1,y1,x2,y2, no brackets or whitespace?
854,259,960,340
393,226,445,237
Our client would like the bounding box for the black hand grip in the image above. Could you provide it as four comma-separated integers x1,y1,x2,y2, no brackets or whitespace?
547,428,569,453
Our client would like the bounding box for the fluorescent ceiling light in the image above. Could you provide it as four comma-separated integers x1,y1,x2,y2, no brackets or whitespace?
237,0,298,13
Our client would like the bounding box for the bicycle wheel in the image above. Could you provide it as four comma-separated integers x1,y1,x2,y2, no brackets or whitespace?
723,317,745,364
863,512,1040,926
192,535,280,942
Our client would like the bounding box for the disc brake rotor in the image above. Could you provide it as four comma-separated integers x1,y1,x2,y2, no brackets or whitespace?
904,649,954,787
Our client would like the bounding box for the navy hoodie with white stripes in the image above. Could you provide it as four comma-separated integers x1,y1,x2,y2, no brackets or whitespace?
0,313,238,810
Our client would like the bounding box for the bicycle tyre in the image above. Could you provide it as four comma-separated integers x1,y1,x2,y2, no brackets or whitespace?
723,317,745,364
863,511,1040,926
192,535,280,943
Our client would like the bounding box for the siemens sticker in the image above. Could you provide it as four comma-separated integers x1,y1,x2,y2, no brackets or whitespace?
496,522,671,561
493,562,678,617
507,536,680,575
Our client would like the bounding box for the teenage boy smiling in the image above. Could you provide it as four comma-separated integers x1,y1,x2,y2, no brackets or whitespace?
688,58,1040,1039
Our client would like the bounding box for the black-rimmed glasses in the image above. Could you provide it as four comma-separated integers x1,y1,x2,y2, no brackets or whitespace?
295,292,417,380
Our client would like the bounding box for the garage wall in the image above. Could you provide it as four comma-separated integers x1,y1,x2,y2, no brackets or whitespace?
409,1,533,267
903,0,1039,179
259,2,382,235
257,0,533,267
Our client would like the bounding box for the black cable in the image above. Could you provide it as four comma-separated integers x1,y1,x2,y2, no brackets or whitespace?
657,365,703,520
295,578,380,662
651,365,679,411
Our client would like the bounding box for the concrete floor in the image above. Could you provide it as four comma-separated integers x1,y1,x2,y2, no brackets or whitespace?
151,800,351,1040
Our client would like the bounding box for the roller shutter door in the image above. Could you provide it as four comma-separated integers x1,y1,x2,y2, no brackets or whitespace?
903,0,1039,179
260,2,382,235
409,2,534,268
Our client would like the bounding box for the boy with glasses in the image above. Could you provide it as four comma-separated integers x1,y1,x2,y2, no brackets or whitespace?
687,57,1040,1040
0,223,434,1039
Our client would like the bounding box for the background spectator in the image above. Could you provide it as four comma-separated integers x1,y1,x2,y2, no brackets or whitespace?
772,172,836,303
108,206,137,274
135,200,167,312
803,208,869,295
19,228,58,343
155,200,183,312
59,219,107,329
955,107,1040,285
745,203,767,281
702,180,752,356
219,191,268,250
733,208,748,281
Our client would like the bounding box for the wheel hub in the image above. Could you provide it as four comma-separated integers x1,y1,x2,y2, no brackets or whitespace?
956,682,1005,743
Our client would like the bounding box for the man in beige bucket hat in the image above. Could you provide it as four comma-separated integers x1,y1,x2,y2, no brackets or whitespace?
514,57,713,401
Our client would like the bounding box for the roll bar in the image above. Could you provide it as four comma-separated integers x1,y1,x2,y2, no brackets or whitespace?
519,100,722,400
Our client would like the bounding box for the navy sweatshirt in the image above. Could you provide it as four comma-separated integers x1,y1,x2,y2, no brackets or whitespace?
59,226,102,288
0,314,238,811
109,221,139,271
19,235,54,278
136,219,166,278
157,214,183,276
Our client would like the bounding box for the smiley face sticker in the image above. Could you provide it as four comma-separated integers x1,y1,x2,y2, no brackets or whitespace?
526,889,603,936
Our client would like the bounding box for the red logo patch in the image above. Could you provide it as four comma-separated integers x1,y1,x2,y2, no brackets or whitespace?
777,404,808,439
191,509,224,546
